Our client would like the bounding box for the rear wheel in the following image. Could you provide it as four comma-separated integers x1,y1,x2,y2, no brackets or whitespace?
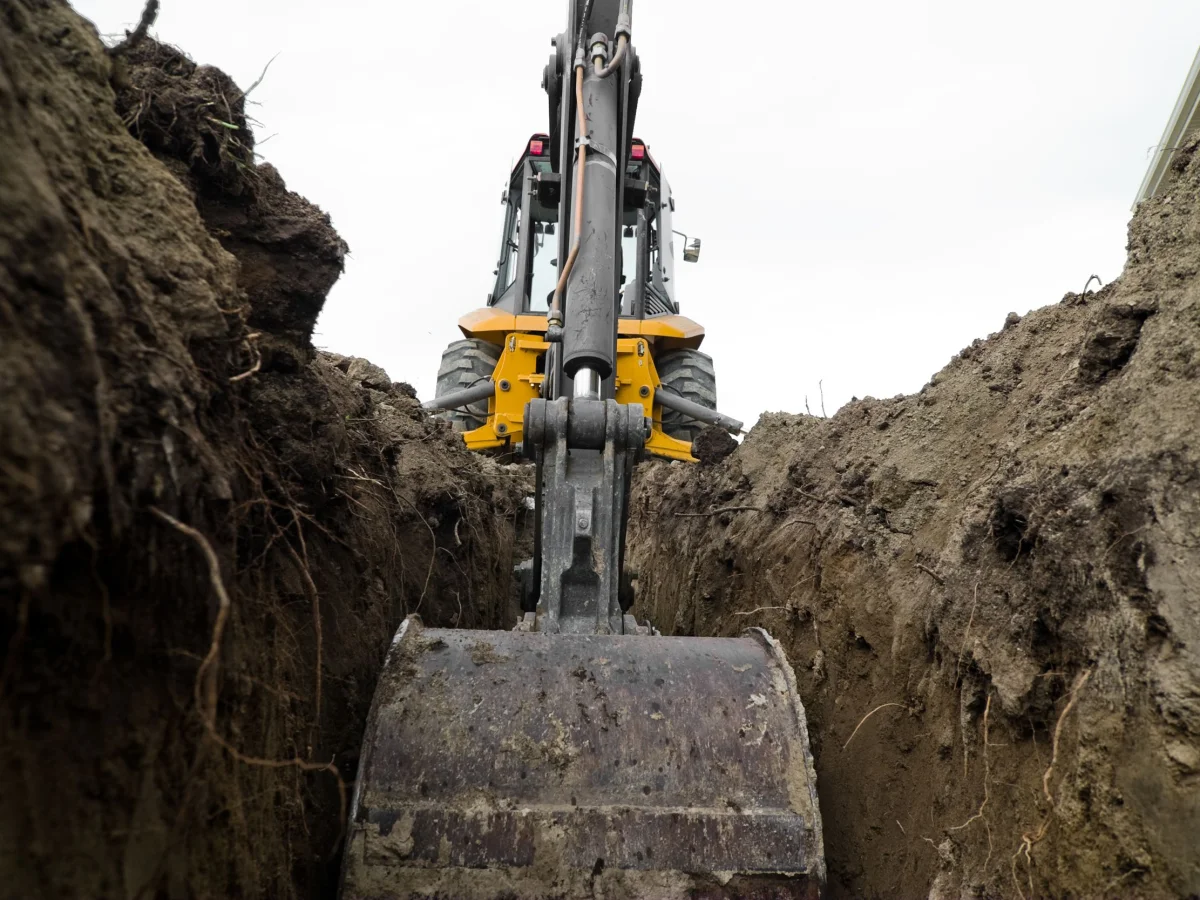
433,338,501,432
656,348,717,443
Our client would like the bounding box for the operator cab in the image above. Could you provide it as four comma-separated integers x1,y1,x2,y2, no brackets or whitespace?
488,133,689,317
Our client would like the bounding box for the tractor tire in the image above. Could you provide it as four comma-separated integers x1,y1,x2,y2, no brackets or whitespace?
656,348,718,443
433,338,501,432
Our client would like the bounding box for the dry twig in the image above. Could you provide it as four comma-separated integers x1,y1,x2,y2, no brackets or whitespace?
241,52,280,98
230,332,263,382
954,582,980,686
915,562,944,584
732,605,797,617
797,488,855,506
337,468,437,612
778,517,817,530
1102,526,1147,559
149,507,348,843
1012,668,1094,897
949,692,994,869
166,648,300,701
788,572,818,597
287,521,323,743
1042,669,1092,804
150,508,229,719
108,0,159,57
674,505,764,518
842,702,909,751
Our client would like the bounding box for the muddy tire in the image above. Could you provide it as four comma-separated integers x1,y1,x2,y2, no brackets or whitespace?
434,338,501,432
656,348,717,443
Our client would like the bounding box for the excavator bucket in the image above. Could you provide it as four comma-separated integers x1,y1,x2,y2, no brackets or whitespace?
341,618,825,899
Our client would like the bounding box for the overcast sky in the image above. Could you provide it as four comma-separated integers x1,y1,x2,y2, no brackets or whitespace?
79,0,1200,427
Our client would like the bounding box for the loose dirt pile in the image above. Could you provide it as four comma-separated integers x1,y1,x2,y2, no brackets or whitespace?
630,142,1200,895
1,6,525,899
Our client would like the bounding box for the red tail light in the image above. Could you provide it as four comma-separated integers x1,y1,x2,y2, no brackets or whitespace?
631,143,645,160
529,139,545,156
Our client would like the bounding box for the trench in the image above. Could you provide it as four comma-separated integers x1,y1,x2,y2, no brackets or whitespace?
3,5,1199,900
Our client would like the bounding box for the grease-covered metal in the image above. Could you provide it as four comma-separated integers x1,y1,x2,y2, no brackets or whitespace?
341,618,824,899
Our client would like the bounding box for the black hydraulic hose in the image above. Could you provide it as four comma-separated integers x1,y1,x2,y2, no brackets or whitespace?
576,0,595,53
552,0,630,325
548,63,586,325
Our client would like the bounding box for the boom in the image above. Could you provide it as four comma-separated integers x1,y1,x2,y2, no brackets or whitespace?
522,0,647,633
340,4,827,896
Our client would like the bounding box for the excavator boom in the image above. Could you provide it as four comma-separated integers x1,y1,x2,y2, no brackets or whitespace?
340,3,825,896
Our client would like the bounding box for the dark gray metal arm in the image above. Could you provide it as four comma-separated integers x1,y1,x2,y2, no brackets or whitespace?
420,379,495,412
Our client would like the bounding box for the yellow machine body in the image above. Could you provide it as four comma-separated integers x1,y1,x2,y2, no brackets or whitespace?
454,308,706,462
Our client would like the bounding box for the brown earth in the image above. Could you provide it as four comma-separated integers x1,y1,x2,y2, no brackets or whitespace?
629,140,1200,896
4,2,1199,900
0,6,526,899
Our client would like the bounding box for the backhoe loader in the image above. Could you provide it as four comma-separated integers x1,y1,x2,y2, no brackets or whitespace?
432,128,721,461
340,3,825,897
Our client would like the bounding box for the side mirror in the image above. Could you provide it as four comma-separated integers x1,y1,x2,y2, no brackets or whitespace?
545,223,556,235
623,225,635,238
683,237,701,263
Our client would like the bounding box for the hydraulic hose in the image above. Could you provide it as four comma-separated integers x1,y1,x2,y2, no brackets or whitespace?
596,0,631,77
594,34,627,77
549,59,587,324
575,0,596,54
551,0,631,323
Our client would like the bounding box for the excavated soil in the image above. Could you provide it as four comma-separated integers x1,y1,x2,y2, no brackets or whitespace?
1,7,526,899
630,139,1200,896
5,4,1200,900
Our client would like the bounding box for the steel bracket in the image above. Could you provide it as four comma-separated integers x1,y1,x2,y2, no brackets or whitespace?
524,397,646,634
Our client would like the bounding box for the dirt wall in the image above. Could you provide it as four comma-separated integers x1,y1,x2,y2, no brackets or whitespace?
630,143,1200,898
0,5,526,898
5,2,1199,900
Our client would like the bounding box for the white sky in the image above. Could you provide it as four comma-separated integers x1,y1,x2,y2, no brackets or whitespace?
78,0,1200,427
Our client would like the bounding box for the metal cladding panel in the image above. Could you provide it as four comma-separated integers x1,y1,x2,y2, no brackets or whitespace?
341,619,825,899
1134,45,1200,207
